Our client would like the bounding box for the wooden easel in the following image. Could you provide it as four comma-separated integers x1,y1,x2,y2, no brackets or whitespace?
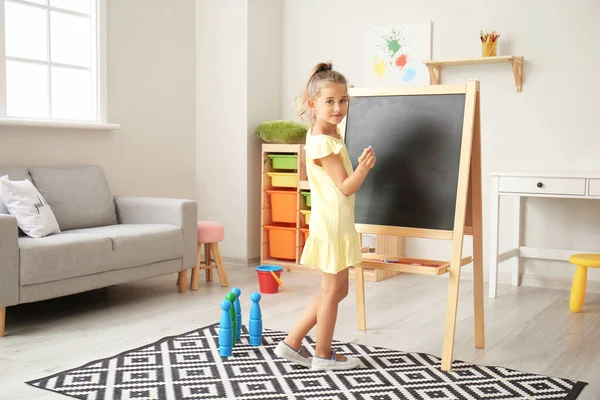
342,80,484,372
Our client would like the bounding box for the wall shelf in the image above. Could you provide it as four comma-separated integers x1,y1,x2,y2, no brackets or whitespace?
423,55,524,92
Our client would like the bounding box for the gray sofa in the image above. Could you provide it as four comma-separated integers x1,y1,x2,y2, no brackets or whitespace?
0,165,197,337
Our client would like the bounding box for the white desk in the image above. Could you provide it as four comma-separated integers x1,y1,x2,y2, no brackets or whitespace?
489,172,600,298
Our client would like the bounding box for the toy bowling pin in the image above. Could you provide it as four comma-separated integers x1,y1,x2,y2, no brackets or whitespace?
249,292,262,346
232,287,242,340
225,292,237,347
219,300,233,357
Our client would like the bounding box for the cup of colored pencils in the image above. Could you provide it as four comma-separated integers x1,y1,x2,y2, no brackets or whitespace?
480,30,499,57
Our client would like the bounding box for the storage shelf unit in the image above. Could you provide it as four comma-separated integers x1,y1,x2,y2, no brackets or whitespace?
261,143,401,282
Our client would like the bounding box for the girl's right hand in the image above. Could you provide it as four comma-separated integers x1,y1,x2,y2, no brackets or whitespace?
358,146,376,170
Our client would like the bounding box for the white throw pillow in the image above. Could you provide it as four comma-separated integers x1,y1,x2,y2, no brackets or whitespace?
0,175,61,238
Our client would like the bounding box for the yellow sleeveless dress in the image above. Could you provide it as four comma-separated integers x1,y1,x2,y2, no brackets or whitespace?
299,128,362,274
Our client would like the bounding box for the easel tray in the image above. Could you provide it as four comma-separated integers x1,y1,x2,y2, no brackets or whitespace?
360,254,473,276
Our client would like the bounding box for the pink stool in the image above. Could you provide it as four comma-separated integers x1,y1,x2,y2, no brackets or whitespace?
190,221,229,290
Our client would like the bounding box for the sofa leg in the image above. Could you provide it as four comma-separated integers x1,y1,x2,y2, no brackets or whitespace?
0,307,5,338
178,270,188,293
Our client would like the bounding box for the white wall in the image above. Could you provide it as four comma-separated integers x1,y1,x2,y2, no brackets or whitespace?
247,0,283,263
281,0,600,286
196,0,282,265
0,0,196,200
196,0,248,262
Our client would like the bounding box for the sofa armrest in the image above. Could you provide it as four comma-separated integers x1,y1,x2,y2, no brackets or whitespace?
113,197,197,269
0,215,19,308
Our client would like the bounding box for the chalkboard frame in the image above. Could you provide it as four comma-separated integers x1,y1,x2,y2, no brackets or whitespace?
339,83,476,240
340,81,484,372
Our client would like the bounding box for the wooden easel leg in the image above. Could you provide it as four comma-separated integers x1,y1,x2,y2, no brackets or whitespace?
191,243,201,291
441,264,461,371
473,252,485,348
441,79,480,371
471,90,485,349
355,266,366,331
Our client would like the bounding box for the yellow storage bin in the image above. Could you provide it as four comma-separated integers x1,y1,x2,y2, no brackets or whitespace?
300,210,311,225
266,172,298,188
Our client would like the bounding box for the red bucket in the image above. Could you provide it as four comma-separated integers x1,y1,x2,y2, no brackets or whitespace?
256,265,283,294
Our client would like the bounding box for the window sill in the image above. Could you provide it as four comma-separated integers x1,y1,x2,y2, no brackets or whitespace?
0,118,121,130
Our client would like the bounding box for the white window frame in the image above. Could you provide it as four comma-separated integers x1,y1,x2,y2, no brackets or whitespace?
0,0,119,130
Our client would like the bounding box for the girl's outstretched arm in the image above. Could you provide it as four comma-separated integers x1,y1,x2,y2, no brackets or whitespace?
318,147,376,196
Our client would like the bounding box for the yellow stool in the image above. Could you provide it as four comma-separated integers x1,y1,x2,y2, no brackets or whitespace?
568,254,600,312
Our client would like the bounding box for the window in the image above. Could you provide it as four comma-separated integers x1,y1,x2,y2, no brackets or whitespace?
0,0,109,126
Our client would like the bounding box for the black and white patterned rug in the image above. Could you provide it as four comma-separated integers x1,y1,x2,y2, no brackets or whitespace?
27,323,588,399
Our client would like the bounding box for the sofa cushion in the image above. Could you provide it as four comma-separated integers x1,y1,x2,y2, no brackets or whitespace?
19,224,184,285
19,230,113,285
80,224,185,269
28,165,118,231
0,168,31,214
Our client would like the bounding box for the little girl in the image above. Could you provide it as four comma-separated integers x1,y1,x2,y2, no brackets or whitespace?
274,62,376,370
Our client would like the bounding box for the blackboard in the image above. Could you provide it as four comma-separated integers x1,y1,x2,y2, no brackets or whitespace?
344,93,467,231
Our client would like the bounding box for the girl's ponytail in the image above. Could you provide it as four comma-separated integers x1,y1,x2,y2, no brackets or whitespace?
297,61,347,125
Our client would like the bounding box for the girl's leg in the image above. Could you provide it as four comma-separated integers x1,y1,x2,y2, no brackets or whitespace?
284,269,349,351
315,268,349,360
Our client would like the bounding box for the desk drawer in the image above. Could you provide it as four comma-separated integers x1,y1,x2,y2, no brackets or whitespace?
589,179,600,197
498,176,586,195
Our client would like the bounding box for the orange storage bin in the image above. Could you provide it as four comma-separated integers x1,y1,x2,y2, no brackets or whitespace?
264,225,296,260
266,190,297,224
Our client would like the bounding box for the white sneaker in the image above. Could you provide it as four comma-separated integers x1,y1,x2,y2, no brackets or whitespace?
311,350,361,371
274,341,313,368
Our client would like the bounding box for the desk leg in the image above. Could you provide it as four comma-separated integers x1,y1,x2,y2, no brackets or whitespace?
489,177,500,298
355,266,366,331
512,196,523,286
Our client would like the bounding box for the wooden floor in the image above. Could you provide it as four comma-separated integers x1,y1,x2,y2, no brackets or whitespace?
1,267,599,399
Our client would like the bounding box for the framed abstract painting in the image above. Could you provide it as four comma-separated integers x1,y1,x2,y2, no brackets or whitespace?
365,22,432,87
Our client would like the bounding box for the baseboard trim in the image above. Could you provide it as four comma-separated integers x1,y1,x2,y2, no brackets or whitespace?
222,256,260,268
457,270,600,294
519,274,600,294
